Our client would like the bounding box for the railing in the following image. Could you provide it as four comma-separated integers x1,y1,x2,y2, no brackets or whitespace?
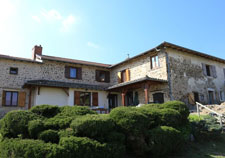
196,102,223,127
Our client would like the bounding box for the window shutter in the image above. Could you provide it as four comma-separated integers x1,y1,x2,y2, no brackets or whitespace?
2,91,6,106
117,72,121,83
105,71,110,83
65,66,70,78
211,66,217,78
96,70,100,82
202,63,207,76
92,92,98,106
18,91,26,107
74,91,80,105
188,93,195,105
125,69,130,81
77,68,82,80
223,68,225,78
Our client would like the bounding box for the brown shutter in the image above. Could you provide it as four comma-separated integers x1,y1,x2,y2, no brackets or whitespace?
117,72,121,83
105,71,110,83
211,66,217,78
65,66,70,78
77,68,82,80
18,91,26,107
92,92,98,106
96,70,100,82
2,91,6,106
74,91,80,105
188,93,195,105
202,63,207,76
125,69,130,81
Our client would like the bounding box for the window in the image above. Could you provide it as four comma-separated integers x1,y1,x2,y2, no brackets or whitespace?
65,66,82,79
96,70,110,82
153,93,164,103
220,91,225,101
10,67,18,75
206,65,211,76
4,91,18,106
208,90,214,104
80,92,91,106
121,70,126,83
151,55,159,69
194,92,199,102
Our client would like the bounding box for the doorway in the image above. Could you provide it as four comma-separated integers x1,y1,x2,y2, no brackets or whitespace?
108,94,118,110
208,91,214,104
126,91,134,106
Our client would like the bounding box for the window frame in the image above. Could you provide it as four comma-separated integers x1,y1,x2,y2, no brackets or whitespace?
150,55,160,69
121,70,126,83
79,92,91,106
9,67,18,75
4,91,18,107
96,70,110,83
205,65,211,76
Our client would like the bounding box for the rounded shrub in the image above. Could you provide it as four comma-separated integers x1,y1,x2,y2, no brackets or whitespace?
28,119,45,139
148,126,183,157
158,108,182,127
58,128,75,139
0,110,41,138
70,114,115,141
38,129,59,144
30,105,60,118
58,106,96,117
109,107,148,135
44,116,73,130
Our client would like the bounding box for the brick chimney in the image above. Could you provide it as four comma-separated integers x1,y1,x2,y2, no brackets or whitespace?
32,45,42,60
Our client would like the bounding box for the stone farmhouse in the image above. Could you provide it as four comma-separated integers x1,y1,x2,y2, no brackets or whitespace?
0,42,225,115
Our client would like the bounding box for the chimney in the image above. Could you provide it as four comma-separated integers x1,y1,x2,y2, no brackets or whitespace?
32,45,42,60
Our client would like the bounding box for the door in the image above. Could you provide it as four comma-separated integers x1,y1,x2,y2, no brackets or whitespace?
153,93,164,103
108,94,118,110
126,91,134,106
208,91,214,104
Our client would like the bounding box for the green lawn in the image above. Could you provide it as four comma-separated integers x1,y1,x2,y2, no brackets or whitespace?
168,134,225,158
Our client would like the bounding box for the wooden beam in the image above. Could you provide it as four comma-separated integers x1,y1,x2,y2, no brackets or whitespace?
62,88,69,96
144,82,150,104
122,93,126,106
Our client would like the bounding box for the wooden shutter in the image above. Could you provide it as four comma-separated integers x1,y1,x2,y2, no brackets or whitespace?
117,72,121,83
125,69,130,81
92,92,98,106
74,91,80,105
188,93,195,105
65,66,70,78
211,66,217,78
18,91,26,107
96,70,100,82
105,71,110,83
77,68,82,80
2,91,6,106
202,63,207,76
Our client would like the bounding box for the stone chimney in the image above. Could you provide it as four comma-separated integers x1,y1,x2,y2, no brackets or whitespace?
32,45,42,60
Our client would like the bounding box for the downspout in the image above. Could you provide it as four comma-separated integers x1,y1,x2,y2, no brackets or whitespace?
165,49,174,100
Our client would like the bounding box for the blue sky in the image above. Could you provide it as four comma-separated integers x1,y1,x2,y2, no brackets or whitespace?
0,0,225,64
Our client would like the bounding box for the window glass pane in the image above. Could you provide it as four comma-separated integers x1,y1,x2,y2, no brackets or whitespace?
155,56,159,67
12,92,18,106
151,57,155,68
100,72,106,82
5,92,11,106
84,93,90,106
70,68,77,78
10,68,18,74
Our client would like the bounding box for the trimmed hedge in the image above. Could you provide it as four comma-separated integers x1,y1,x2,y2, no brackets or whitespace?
28,119,45,139
38,129,59,144
30,104,60,118
71,114,115,142
58,106,97,117
44,116,73,130
0,111,41,138
148,126,183,157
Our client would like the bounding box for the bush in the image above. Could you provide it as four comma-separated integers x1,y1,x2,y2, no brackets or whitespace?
0,138,64,158
71,114,115,142
110,107,148,135
30,105,60,118
28,119,45,139
189,114,222,141
44,116,73,130
58,106,96,117
38,129,59,144
0,110,41,138
58,128,75,138
148,126,183,157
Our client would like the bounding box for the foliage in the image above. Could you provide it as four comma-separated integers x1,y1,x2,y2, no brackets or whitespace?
58,128,75,138
28,119,45,139
0,110,41,138
58,106,96,117
148,126,184,157
30,104,60,118
38,129,59,144
44,116,73,130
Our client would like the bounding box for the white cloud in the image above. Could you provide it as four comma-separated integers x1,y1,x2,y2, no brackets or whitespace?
32,9,77,32
87,42,100,49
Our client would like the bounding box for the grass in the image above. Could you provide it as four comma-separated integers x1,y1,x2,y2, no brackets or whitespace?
168,134,225,158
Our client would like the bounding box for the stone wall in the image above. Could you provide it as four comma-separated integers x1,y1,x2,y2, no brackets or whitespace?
167,48,225,106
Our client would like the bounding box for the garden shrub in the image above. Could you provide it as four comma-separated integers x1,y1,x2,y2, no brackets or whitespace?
158,108,182,127
38,129,59,144
71,114,115,142
58,106,96,117
44,116,73,130
0,138,64,158
189,114,222,141
0,110,41,138
30,104,60,118
28,119,45,139
58,128,75,138
148,126,183,157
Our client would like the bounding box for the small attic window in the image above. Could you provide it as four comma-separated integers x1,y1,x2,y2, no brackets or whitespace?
10,67,18,75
